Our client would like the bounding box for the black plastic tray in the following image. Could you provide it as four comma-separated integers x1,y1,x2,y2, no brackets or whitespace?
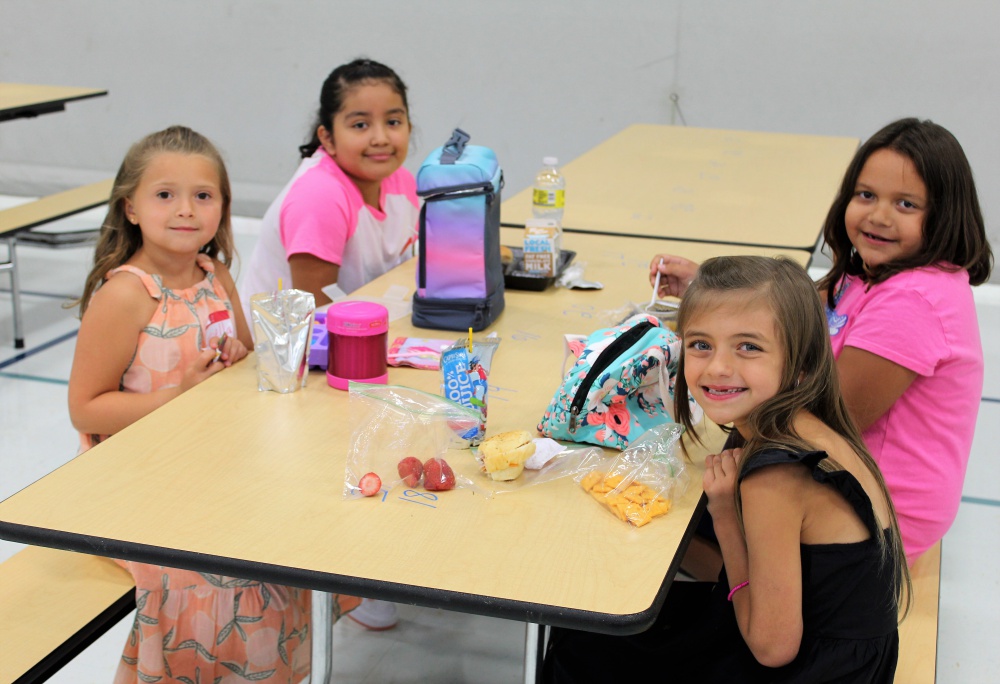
503,246,577,291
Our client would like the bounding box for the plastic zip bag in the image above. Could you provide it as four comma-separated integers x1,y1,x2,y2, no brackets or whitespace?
573,423,689,527
344,383,482,499
472,437,603,496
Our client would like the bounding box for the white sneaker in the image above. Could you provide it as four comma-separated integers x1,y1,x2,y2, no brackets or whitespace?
347,598,399,631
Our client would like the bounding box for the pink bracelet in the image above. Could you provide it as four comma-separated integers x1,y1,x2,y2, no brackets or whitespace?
727,580,750,601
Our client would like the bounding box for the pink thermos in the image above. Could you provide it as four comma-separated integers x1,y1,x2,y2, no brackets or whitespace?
325,301,389,390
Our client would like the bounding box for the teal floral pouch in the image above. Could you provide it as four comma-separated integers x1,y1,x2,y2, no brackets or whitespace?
538,314,700,450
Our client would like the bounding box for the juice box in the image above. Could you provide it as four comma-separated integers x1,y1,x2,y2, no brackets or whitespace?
522,218,562,277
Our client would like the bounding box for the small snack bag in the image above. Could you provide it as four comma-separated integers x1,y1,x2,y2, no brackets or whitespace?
250,289,315,393
574,423,689,527
387,337,455,370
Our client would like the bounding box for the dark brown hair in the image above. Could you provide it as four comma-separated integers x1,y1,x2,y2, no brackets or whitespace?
298,58,410,158
817,118,992,307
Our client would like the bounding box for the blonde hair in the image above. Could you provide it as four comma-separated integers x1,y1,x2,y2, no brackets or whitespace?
76,126,234,314
674,256,911,619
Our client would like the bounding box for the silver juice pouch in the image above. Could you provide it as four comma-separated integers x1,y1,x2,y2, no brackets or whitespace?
440,337,500,445
250,289,315,393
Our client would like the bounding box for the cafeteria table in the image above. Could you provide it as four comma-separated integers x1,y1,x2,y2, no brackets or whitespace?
0,229,811,681
0,82,107,122
503,123,858,250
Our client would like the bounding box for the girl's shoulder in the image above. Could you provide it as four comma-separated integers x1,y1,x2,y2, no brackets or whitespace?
871,265,973,307
85,267,157,328
287,152,354,203
844,265,968,304
102,264,161,300
892,263,969,285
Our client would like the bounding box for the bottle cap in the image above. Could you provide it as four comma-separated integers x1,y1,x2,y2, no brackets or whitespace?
542,156,558,167
208,310,230,324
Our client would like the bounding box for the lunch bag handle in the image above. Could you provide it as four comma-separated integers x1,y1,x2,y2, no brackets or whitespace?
439,128,471,165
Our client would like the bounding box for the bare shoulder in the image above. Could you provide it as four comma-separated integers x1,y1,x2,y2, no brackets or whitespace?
90,269,151,308
84,269,154,329
741,459,810,495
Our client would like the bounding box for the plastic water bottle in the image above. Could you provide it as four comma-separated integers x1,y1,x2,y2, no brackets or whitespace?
531,157,565,224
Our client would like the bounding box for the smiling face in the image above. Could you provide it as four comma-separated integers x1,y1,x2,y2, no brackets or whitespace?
845,148,928,270
124,152,223,257
318,79,410,207
682,293,785,433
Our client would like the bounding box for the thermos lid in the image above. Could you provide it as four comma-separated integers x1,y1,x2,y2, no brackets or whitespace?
326,301,389,337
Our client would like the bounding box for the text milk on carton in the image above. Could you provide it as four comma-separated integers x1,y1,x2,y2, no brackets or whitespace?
522,217,562,277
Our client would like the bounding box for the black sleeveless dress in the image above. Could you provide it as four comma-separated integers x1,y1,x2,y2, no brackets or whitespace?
543,448,899,684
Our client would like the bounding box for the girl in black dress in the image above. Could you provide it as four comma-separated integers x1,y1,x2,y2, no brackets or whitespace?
544,256,911,683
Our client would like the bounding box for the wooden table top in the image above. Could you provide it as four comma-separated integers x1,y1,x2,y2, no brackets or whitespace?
0,231,809,633
502,124,858,250
0,82,107,122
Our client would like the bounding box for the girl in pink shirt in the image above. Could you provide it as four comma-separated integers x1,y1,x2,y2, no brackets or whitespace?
241,59,419,315
815,118,992,562
649,118,992,565
242,58,416,631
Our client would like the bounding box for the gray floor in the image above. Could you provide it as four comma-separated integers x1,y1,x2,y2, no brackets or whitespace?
1,198,997,683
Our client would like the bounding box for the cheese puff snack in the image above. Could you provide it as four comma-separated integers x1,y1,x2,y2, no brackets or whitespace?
573,423,688,527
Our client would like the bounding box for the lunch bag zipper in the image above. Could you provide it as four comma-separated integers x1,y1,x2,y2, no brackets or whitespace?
418,180,495,201
568,320,655,432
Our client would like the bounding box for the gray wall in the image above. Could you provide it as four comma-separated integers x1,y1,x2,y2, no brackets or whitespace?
2,1,998,266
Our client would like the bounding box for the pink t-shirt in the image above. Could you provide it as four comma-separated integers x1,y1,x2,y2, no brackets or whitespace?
240,150,419,315
826,266,983,562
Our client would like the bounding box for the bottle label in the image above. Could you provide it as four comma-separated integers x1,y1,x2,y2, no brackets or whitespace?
532,189,565,209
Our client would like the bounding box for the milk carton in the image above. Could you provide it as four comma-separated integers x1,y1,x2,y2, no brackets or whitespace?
522,218,562,277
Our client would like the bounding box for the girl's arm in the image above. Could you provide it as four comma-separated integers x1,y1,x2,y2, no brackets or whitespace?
212,260,253,358
68,273,223,436
837,347,917,431
288,253,340,306
706,451,805,668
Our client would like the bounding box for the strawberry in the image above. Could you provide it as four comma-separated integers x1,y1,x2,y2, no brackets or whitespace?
397,456,423,488
358,472,382,497
422,457,456,491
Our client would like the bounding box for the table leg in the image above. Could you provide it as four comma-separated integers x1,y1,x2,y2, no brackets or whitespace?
1,238,25,348
311,591,335,684
523,622,547,684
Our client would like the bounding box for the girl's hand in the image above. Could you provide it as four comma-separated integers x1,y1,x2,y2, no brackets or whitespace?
180,348,226,391
649,254,699,299
704,448,742,517
214,334,248,367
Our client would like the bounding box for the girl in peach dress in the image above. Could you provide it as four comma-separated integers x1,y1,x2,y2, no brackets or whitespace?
68,126,359,683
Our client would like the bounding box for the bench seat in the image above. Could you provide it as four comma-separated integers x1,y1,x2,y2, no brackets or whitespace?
894,540,942,684
0,546,134,684
0,179,112,348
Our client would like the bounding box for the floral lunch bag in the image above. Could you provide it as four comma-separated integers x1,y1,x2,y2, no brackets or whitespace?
538,313,702,450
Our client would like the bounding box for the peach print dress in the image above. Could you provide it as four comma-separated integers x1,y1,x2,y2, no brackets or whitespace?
77,255,359,683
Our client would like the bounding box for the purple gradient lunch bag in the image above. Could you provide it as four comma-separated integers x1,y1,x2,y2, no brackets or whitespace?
412,128,505,332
